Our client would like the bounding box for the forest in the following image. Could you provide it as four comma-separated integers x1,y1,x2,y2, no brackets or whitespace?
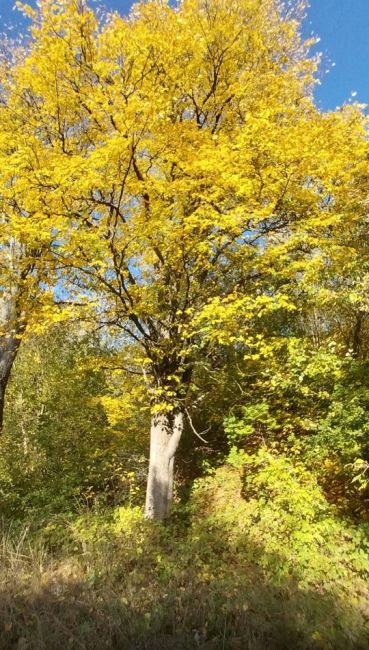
0,0,369,648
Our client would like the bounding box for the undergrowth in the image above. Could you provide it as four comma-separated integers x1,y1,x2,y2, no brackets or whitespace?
1,451,368,649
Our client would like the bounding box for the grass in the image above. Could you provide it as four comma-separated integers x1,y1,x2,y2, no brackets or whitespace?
0,464,369,649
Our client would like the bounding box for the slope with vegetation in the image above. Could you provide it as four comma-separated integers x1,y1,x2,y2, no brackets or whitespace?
0,0,369,648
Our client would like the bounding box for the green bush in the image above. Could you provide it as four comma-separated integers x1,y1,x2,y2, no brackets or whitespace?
190,452,369,647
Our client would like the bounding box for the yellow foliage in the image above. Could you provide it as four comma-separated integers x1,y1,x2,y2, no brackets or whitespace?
1,0,368,413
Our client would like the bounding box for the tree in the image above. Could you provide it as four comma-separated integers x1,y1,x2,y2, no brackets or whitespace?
0,36,57,431
12,0,367,518
0,87,46,431
0,12,88,431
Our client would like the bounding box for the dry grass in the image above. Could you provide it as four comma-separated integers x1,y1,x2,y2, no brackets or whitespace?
0,503,368,650
1,466,369,649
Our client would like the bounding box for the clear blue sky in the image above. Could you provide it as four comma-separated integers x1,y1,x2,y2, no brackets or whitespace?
0,1,368,111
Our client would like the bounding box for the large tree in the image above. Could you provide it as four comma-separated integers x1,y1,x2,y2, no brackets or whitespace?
0,42,53,430
11,0,367,518
0,14,86,431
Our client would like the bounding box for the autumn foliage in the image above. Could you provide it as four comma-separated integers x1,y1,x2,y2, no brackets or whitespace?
0,1,369,647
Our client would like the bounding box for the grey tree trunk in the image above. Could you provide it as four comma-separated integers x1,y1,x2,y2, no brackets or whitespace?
0,334,20,431
0,295,22,432
145,410,184,520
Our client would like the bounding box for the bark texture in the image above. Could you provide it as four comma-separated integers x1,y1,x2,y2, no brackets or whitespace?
145,411,184,520
0,296,22,431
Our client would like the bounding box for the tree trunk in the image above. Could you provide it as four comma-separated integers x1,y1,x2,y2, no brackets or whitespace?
0,293,22,433
352,310,364,358
145,410,184,520
0,380,5,433
0,333,20,432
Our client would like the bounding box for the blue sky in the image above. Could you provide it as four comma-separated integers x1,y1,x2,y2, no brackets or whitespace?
0,0,367,111
304,0,369,110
